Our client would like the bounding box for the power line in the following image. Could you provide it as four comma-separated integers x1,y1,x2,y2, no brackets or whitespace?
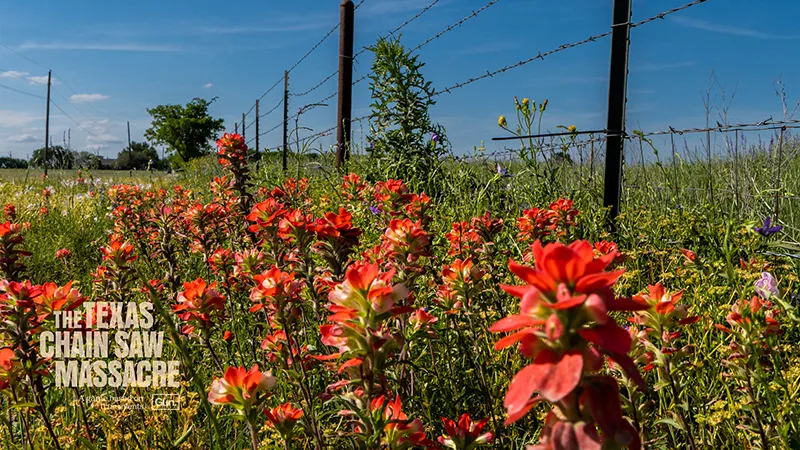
49,99,99,138
53,73,108,117
0,82,46,99
0,42,48,70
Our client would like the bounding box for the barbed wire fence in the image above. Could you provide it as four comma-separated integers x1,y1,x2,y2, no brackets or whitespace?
228,0,800,227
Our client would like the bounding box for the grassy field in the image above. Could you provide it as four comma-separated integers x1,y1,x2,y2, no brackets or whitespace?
0,136,799,449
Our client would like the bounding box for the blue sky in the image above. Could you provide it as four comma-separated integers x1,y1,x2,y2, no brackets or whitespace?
1,0,798,161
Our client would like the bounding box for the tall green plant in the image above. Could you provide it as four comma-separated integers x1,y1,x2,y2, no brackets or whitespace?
367,36,447,191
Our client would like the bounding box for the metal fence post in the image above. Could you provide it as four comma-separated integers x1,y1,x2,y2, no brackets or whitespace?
773,126,785,221
283,70,289,174
255,100,260,164
602,0,632,224
336,0,355,168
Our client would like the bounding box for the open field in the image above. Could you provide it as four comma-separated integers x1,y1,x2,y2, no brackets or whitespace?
1,135,799,449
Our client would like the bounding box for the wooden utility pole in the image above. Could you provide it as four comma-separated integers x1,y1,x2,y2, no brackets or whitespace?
242,112,246,143
335,0,355,168
283,70,289,174
602,0,632,225
234,123,239,134
44,70,51,176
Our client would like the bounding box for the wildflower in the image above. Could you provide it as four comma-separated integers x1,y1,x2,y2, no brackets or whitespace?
55,248,72,260
174,279,226,335
369,205,382,215
568,125,578,134
207,364,276,412
754,217,782,237
223,330,233,342
382,218,431,263
496,163,512,178
264,403,304,439
249,267,303,314
754,272,779,299
491,240,647,424
521,98,530,108
680,248,696,263
498,115,507,128
432,132,440,143
438,413,493,450
409,307,438,335
3,204,16,221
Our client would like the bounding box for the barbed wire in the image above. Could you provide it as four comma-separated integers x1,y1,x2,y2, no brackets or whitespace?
292,0,439,99
410,0,502,53
260,97,284,119
258,77,284,102
639,118,800,137
433,0,709,96
629,0,708,28
290,71,338,98
285,0,367,76
259,120,284,138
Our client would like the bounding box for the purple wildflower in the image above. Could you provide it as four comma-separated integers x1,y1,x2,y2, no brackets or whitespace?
369,205,382,215
496,163,512,178
754,272,779,299
754,217,782,237
431,132,440,143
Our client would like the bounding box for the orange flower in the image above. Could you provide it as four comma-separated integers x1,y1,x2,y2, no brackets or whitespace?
207,364,276,412
264,403,304,437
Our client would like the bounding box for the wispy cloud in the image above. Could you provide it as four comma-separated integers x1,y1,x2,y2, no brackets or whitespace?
459,42,520,55
87,134,123,144
203,83,213,89
633,61,695,72
0,110,42,128
17,42,182,52
362,0,452,15
671,17,800,40
70,93,110,103
0,70,29,79
27,74,57,85
6,134,39,143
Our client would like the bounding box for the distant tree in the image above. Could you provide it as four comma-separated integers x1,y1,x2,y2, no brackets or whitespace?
30,145,75,169
0,156,28,169
73,151,101,170
144,97,225,165
115,141,165,170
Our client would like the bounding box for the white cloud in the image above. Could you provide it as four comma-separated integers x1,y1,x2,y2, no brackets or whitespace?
87,134,123,144
671,17,800,40
0,70,29,79
17,42,182,52
6,134,39,143
0,110,42,127
27,75,57,85
203,83,213,89
70,93,110,103
85,144,110,151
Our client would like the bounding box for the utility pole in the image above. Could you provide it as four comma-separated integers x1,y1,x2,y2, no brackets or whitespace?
335,0,355,167
242,112,246,143
44,70,51,176
68,128,71,149
602,0,632,226
235,123,239,134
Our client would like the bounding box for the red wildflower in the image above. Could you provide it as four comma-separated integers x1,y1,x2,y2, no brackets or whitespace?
264,403,304,438
438,413,494,449
173,278,226,335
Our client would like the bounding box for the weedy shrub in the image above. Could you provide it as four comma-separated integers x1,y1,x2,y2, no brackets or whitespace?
366,36,448,193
